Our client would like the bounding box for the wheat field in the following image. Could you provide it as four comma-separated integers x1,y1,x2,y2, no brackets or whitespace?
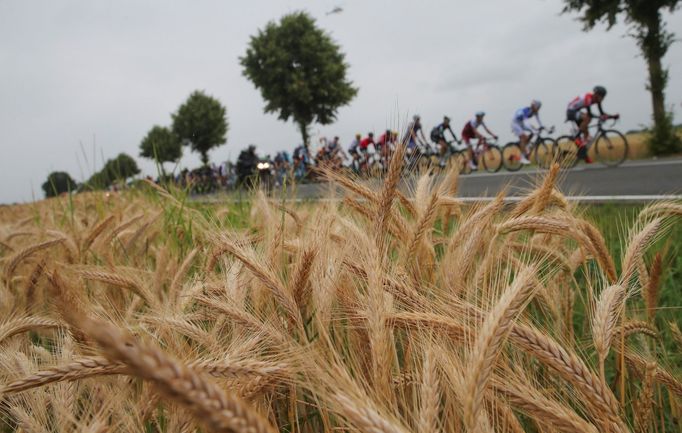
1,147,681,432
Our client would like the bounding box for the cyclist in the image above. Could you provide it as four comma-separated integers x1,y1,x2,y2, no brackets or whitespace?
348,133,363,172
360,132,375,152
376,129,394,160
325,136,346,169
567,85,620,163
462,112,498,170
273,151,291,186
511,100,543,165
403,115,428,150
292,144,310,180
430,116,457,157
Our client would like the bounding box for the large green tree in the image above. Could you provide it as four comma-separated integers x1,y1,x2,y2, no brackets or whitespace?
139,125,182,177
172,91,228,165
42,171,77,198
563,0,681,154
241,11,358,149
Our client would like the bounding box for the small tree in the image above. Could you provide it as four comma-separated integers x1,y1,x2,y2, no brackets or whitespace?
563,0,681,154
109,153,140,180
241,11,358,149
86,153,140,190
172,91,228,165
42,171,77,198
139,125,182,178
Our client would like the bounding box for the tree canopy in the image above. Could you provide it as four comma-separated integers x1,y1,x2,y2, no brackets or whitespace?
42,171,77,198
139,125,182,177
172,91,228,165
86,153,140,190
563,0,680,154
241,11,357,148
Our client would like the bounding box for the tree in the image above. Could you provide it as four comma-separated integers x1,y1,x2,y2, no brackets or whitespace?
172,91,228,165
85,153,140,190
139,125,182,177
563,0,681,154
42,171,77,198
241,11,358,149
108,153,140,180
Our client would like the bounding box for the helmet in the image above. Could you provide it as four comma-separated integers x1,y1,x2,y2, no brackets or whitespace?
531,100,542,109
475,111,485,117
593,85,607,97
443,116,451,122
413,115,421,121
355,133,361,139
368,132,374,137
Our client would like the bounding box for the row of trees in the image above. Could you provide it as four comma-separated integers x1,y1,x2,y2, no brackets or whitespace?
42,153,140,198
43,12,355,198
138,11,356,174
139,91,228,176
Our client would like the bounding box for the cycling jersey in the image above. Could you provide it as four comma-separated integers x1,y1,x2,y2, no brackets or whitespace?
461,118,483,141
511,106,543,138
431,123,455,142
293,146,308,161
514,107,537,123
359,137,374,150
567,92,604,121
348,139,361,153
325,141,339,154
376,133,390,147
403,121,422,148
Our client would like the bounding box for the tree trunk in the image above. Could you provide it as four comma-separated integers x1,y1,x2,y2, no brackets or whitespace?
642,11,667,130
200,151,209,166
299,122,310,154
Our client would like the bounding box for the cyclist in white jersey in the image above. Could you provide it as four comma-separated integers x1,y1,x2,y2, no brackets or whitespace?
510,100,543,164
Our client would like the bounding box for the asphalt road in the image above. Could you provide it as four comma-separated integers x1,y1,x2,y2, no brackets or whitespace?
291,158,682,200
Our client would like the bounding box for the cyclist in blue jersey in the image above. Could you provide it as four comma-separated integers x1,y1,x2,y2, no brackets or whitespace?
403,115,428,150
511,100,543,165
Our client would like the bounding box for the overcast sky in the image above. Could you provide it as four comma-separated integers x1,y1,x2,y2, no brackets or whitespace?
1,0,681,204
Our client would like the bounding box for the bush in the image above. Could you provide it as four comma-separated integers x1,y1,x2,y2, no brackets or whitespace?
648,110,682,155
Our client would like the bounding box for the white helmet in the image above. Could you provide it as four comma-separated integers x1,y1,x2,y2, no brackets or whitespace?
531,100,542,109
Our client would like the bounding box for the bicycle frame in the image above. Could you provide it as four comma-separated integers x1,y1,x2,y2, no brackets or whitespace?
569,118,618,148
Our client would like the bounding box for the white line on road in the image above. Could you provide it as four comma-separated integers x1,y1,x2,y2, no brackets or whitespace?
197,194,682,204
462,158,682,178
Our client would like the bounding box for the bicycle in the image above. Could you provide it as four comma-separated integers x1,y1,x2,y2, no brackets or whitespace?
444,138,503,174
502,126,556,172
553,117,627,168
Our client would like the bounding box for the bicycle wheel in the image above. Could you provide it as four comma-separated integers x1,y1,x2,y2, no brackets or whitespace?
554,135,579,169
481,146,502,173
448,151,468,174
502,142,522,172
595,129,628,167
534,138,556,169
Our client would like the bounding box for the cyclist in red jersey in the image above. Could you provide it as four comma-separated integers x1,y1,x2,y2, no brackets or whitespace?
566,86,619,162
461,112,498,170
376,129,396,159
360,132,375,151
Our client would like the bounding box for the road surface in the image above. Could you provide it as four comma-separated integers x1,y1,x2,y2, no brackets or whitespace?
196,158,682,204
287,158,682,201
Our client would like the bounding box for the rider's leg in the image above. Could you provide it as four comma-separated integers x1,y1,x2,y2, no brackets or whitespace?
577,113,593,162
579,113,591,141
467,143,477,169
519,134,531,164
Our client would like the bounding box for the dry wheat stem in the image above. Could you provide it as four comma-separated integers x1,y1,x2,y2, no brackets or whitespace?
463,267,537,432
